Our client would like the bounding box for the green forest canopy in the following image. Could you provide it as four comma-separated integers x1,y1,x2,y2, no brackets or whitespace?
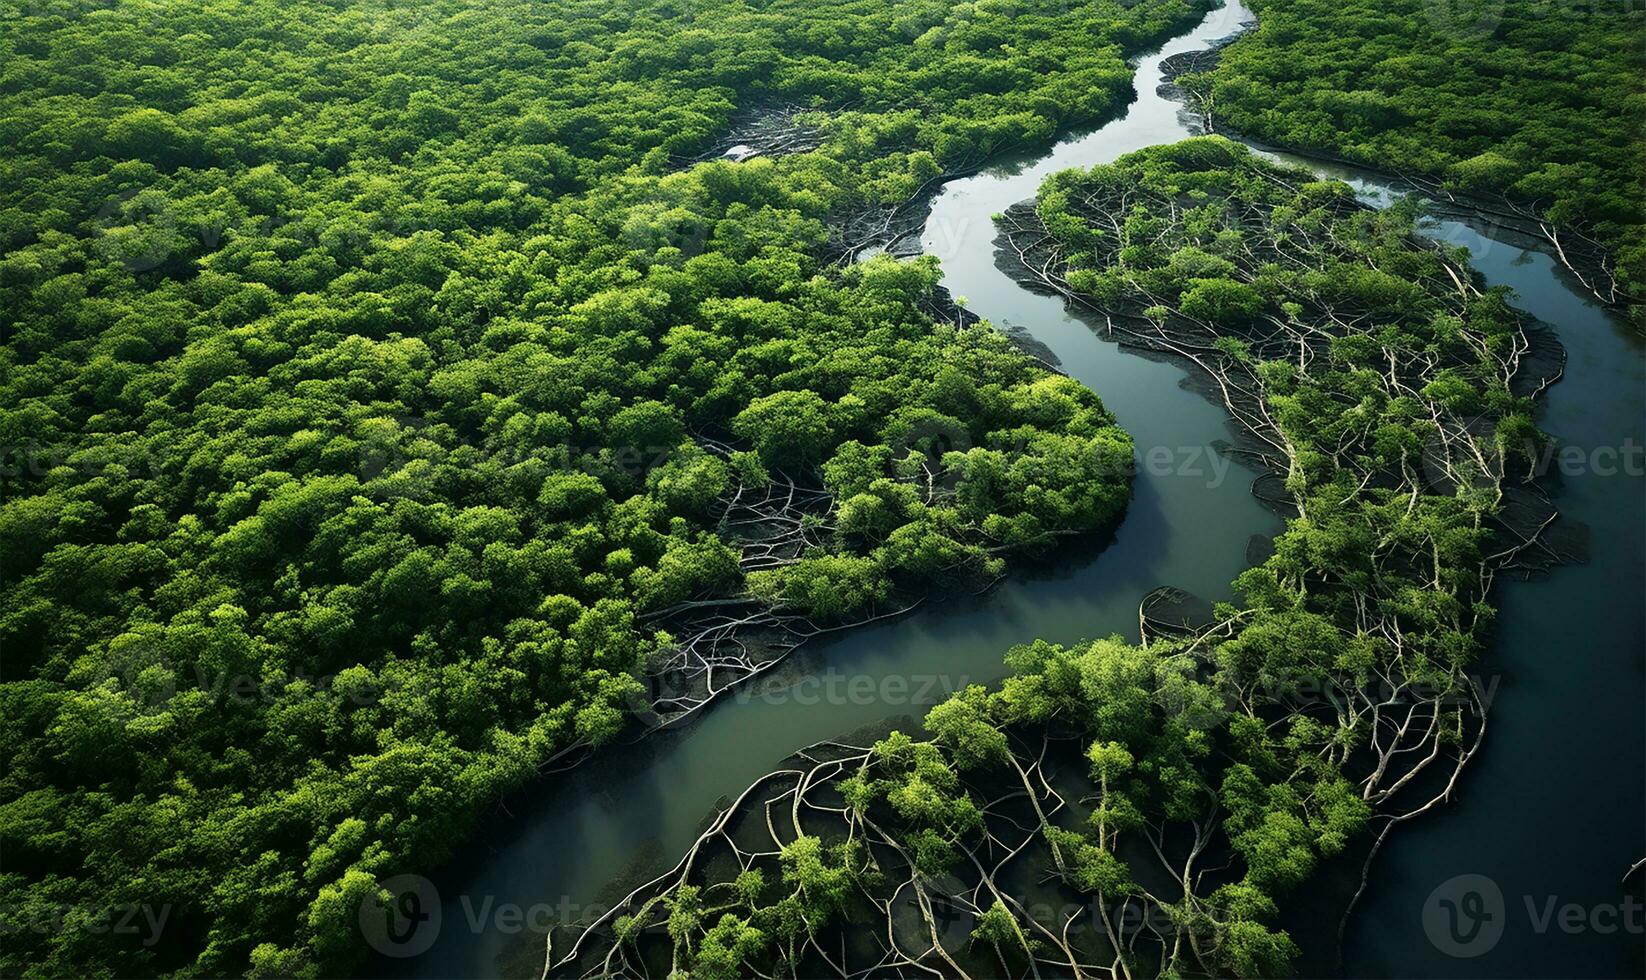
1202,0,1646,310
556,138,1554,980
3,0,1633,974
0,0,1209,974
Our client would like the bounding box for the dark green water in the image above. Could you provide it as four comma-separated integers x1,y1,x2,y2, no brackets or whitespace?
1271,166,1645,979
391,4,1642,975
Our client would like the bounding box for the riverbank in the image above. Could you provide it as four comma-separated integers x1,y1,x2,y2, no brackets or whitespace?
384,2,1641,974
1058,23,1643,976
1158,20,1640,322
383,4,1275,976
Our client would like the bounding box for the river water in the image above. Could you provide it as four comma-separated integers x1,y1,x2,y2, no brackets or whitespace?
391,3,1642,975
1267,164,1645,978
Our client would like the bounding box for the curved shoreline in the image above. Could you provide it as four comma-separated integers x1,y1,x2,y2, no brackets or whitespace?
1157,21,1638,318
991,147,1576,967
548,124,1597,977
386,3,1641,974
456,0,1229,786
387,5,1279,976
983,13,1640,975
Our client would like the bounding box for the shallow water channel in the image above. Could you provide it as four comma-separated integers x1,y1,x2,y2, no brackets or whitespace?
391,3,1642,975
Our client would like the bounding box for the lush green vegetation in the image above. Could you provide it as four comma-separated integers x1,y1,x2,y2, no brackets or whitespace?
0,0,1254,974
4,0,1606,973
1187,0,1646,312
565,139,1562,979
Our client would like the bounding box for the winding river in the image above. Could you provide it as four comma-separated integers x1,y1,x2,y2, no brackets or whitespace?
391,3,1643,976
1269,164,1646,978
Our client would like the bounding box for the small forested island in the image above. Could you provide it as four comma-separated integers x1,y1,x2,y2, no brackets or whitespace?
0,0,1639,978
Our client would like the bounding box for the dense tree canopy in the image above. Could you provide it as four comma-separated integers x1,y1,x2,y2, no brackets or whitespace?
1195,0,1646,313
4,0,1609,972
568,139,1570,980
0,0,1244,974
